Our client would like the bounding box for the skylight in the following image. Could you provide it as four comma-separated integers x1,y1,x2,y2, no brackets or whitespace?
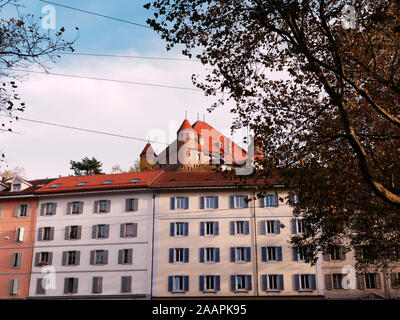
77,182,87,186
130,178,140,183
50,183,60,188
103,180,113,184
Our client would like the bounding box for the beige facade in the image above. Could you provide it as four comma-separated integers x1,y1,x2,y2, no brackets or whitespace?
152,187,322,298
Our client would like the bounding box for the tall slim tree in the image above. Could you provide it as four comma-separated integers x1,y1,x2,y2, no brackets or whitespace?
70,157,103,176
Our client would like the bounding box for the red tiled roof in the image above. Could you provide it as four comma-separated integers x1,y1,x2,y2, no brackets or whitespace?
140,143,156,156
177,119,194,132
0,178,56,197
35,171,164,194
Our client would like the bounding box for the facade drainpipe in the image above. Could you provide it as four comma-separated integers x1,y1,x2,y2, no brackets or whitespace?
251,189,259,297
150,192,156,300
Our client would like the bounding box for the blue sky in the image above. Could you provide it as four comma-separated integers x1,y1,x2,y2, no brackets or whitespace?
0,0,247,179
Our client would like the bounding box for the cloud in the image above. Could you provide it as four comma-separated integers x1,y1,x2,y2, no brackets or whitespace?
0,49,238,179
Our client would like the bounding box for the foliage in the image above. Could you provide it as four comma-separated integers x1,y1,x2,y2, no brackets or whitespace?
70,157,103,176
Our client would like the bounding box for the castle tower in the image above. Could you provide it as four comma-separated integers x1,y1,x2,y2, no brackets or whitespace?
140,143,157,167
176,119,198,168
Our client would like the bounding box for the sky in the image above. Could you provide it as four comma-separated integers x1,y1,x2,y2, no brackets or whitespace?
0,0,243,179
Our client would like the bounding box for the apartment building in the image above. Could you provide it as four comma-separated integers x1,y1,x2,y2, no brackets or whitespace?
0,176,54,299
28,171,163,299
150,171,322,298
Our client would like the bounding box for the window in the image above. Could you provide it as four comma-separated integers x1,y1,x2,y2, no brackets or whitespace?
231,275,252,292
169,248,189,263
200,196,218,209
50,183,60,188
64,278,78,294
11,252,22,268
68,226,79,240
266,220,275,234
72,202,82,214
36,278,46,295
291,219,306,234
365,273,378,289
260,194,279,207
36,252,52,266
262,274,284,291
15,227,25,242
94,250,107,265
289,194,299,206
332,274,345,290
103,180,113,184
76,182,87,186
42,227,52,241
121,276,132,293
121,223,137,238
62,251,80,266
199,275,220,292
19,204,28,217
92,277,102,294
292,247,310,262
170,197,189,210
170,222,189,237
43,203,56,215
118,249,133,265
391,272,400,289
230,195,248,209
99,200,108,213
8,278,20,296
93,224,109,239
130,178,140,183
200,247,220,263
331,247,344,260
262,246,283,262
168,275,189,292
126,198,138,212
230,220,249,235
294,274,316,291
12,183,21,192
231,247,251,263
200,222,218,236
176,197,188,209
68,251,76,265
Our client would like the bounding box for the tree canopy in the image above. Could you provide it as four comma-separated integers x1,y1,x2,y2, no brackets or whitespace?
145,0,400,270
70,157,103,176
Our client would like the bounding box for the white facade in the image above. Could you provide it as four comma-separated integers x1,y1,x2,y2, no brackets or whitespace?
29,190,154,299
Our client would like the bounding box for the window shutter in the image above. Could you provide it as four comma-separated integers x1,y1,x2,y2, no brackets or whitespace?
120,224,125,238
292,247,298,261
214,222,219,235
200,222,205,236
277,247,283,261
230,275,236,291
78,202,84,214
49,227,55,241
125,199,130,211
9,278,19,295
118,250,123,264
64,226,70,240
169,249,174,263
310,274,316,290
184,222,189,236
215,248,220,262
26,204,31,217
168,276,173,292
183,276,189,291
278,275,284,291
104,225,110,238
340,247,346,260
275,220,281,234
199,248,204,263
35,252,40,266
246,275,252,291
170,223,175,237
215,276,220,291
244,221,250,235
260,221,266,235
66,202,72,215
245,247,251,262
259,197,265,208
16,252,23,268
230,221,235,235
199,275,204,292
200,196,204,209
291,219,297,234
133,199,138,211
262,275,268,291
215,196,219,209
103,250,109,265
229,195,234,208
184,197,189,209
93,201,99,213
90,250,95,265
40,204,45,216
106,200,111,213
37,227,43,241
357,274,366,290
63,278,69,294
92,225,97,239
184,248,189,263
36,278,46,294
293,275,300,291
121,276,132,293
244,197,249,208
323,253,331,261
127,249,133,264
261,247,267,262
325,274,333,290
75,251,80,265
14,205,20,217
77,226,82,240
92,277,102,293
132,223,138,237
52,203,57,215
48,252,53,265
376,273,382,289
274,194,279,207
391,272,399,289
72,278,79,293
230,247,236,262
62,251,67,266
170,197,175,210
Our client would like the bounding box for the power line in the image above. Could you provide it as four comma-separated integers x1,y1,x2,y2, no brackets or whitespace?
38,0,152,29
57,52,200,62
1,68,202,92
0,114,170,145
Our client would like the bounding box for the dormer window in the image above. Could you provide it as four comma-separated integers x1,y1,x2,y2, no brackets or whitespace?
12,184,21,192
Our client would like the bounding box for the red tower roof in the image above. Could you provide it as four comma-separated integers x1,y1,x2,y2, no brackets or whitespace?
177,119,194,132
